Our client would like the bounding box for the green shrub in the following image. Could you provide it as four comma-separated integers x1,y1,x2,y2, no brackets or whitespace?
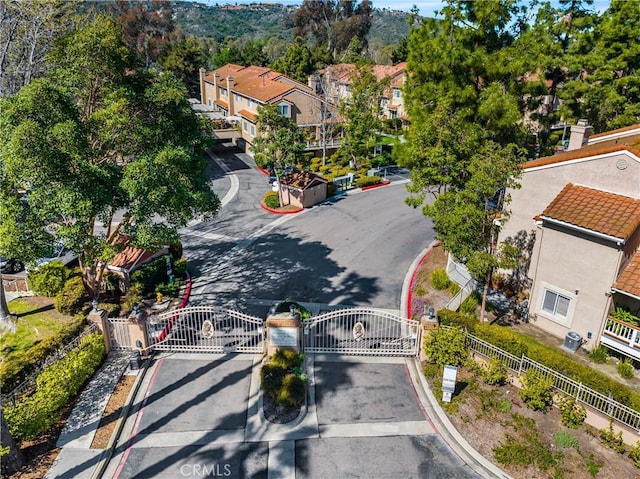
260,363,287,397
598,423,626,453
474,323,528,357
123,282,143,314
169,241,183,261
588,344,609,364
98,302,121,317
264,190,280,208
27,260,67,297
628,441,640,468
130,257,169,295
173,258,188,277
319,165,330,174
459,294,479,314
276,373,306,407
448,282,461,296
355,175,381,188
554,430,578,448
519,369,553,411
54,276,87,315
481,358,508,386
423,326,468,367
438,309,479,331
584,453,603,477
617,358,635,379
609,306,640,326
5,332,105,442
270,348,304,369
557,396,587,428
155,278,183,298
430,268,451,290
423,363,442,380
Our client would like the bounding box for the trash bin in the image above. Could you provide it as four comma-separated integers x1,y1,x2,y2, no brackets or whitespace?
130,350,142,370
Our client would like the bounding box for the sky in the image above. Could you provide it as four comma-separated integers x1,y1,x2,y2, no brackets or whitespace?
196,0,611,17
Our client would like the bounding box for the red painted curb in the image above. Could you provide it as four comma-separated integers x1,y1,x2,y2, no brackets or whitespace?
258,167,270,176
259,199,303,215
406,240,441,319
361,179,391,191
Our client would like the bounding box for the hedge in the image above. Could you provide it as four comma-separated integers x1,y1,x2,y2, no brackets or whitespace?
27,261,67,297
5,332,106,442
355,175,381,188
54,276,87,315
437,308,640,411
0,315,85,391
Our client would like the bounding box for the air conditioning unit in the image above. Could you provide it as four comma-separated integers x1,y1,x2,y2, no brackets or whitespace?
563,331,582,352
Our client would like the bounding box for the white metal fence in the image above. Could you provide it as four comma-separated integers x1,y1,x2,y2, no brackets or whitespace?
463,331,640,431
147,305,264,353
303,307,420,356
106,318,133,350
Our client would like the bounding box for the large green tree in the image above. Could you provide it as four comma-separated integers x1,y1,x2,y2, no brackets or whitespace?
0,15,219,300
396,0,528,317
271,38,316,82
338,64,386,167
252,104,306,170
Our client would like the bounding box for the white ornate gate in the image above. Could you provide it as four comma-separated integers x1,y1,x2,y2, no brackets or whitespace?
147,306,264,353
106,318,133,350
303,307,421,356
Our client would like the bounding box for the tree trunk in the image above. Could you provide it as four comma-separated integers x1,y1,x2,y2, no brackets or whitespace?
0,279,17,333
1,406,24,475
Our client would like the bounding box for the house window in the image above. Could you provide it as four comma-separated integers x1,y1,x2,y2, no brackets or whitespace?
243,121,248,132
393,89,401,99
390,110,398,119
279,104,290,117
247,99,252,108
381,98,388,107
541,289,571,319
250,124,255,136
220,87,227,97
208,99,212,106
235,94,241,102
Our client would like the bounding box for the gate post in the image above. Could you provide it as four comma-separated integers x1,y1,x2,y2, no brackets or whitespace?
128,306,150,357
419,310,439,362
87,308,111,354
265,311,302,356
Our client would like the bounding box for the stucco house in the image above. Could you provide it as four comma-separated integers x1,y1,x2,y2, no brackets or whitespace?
311,62,407,121
278,170,328,209
499,121,640,359
199,64,326,153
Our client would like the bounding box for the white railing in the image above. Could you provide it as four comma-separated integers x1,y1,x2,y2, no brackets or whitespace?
445,278,476,312
106,318,132,350
305,139,342,149
303,307,420,356
461,328,640,431
603,317,640,348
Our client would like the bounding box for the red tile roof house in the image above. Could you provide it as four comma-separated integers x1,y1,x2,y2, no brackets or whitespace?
199,64,328,154
498,122,640,359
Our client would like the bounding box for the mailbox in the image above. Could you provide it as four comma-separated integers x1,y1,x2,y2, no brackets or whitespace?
442,365,458,403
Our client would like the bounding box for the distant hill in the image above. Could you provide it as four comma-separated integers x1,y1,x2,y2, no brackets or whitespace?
173,1,410,46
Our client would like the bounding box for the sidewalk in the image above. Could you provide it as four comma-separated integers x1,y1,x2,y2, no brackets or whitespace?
45,352,130,479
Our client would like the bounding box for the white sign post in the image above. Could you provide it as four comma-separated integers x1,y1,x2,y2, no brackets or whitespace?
442,365,458,403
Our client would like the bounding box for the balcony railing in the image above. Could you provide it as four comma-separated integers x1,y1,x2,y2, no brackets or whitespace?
601,317,640,360
305,139,342,150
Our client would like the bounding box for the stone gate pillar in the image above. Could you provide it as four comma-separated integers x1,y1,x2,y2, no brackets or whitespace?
128,306,151,357
87,308,111,354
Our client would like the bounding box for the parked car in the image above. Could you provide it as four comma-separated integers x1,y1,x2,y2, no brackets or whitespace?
34,242,78,268
0,257,24,274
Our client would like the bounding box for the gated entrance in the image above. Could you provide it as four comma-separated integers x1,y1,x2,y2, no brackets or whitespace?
303,307,421,357
147,305,264,353
106,318,133,350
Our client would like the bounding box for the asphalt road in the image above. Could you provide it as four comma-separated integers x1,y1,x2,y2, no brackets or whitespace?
181,143,435,312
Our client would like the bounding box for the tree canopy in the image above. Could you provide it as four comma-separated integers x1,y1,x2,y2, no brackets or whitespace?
251,104,306,169
0,15,220,299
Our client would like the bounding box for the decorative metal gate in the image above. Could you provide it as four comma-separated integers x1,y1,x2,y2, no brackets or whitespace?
106,318,133,350
147,306,264,353
303,307,421,356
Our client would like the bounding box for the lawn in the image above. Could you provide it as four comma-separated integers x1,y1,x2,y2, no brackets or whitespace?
1,297,78,360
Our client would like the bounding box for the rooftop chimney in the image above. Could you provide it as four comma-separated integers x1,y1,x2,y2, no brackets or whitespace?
567,119,592,151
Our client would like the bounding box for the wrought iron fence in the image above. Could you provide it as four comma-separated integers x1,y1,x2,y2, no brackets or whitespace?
1,323,100,406
462,329,640,431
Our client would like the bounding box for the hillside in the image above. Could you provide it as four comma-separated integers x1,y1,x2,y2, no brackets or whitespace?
173,1,410,46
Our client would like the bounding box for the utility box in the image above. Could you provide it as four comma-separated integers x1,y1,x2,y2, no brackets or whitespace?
129,350,142,370
442,365,458,403
563,331,582,352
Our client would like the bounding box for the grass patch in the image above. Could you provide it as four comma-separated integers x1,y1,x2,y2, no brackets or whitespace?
554,430,579,449
2,299,76,356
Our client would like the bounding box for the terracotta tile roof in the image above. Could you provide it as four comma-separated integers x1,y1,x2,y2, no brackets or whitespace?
108,246,160,272
204,64,314,104
591,123,640,139
326,63,406,85
280,170,327,190
541,183,640,240
237,109,257,122
524,133,640,169
613,252,640,297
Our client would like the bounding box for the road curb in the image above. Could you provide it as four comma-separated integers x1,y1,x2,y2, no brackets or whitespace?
400,240,440,319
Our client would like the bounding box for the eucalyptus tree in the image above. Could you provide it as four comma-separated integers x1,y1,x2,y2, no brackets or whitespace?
0,15,219,300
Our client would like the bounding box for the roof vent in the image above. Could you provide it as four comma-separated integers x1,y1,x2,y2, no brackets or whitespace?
616,158,628,170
